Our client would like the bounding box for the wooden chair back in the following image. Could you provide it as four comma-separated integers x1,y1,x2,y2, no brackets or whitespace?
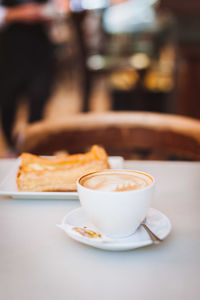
21,112,200,160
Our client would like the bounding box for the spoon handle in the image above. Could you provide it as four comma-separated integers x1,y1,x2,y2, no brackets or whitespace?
142,223,162,244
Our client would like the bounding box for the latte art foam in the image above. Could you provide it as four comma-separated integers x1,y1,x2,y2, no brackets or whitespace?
81,171,153,192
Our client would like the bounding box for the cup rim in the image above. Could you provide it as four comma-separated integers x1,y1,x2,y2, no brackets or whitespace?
77,169,155,194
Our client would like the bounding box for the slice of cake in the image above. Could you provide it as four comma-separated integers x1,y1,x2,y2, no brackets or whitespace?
17,145,110,192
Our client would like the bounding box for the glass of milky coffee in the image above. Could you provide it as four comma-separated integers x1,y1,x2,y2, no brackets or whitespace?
77,169,155,238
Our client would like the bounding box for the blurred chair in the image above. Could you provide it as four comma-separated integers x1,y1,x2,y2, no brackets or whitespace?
20,112,200,160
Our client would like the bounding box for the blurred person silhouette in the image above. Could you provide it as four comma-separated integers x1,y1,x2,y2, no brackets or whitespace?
0,0,69,152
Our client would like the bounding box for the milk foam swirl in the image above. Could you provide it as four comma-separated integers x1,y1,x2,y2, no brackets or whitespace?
81,171,153,192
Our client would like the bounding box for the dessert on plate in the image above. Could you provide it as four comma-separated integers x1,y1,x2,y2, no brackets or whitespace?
17,145,110,192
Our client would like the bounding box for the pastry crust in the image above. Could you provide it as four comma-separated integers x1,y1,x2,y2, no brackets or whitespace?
17,145,110,192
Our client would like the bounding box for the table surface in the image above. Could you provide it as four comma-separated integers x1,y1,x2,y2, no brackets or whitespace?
0,159,200,300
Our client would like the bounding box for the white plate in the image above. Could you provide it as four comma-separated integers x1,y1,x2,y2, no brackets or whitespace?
58,207,171,251
0,156,124,199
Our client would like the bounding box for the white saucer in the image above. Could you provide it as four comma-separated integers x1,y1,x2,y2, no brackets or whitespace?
58,207,171,251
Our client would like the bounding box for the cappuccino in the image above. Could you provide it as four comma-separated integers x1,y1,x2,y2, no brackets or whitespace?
80,170,153,192
77,169,155,237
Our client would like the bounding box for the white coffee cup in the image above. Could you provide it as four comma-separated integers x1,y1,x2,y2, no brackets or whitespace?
77,169,155,238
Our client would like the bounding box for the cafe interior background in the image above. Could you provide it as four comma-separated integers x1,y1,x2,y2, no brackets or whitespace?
0,0,200,158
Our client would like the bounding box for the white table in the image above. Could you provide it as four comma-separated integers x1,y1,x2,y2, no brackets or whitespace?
0,159,200,300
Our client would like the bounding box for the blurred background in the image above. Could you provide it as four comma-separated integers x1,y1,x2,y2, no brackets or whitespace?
0,0,200,157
